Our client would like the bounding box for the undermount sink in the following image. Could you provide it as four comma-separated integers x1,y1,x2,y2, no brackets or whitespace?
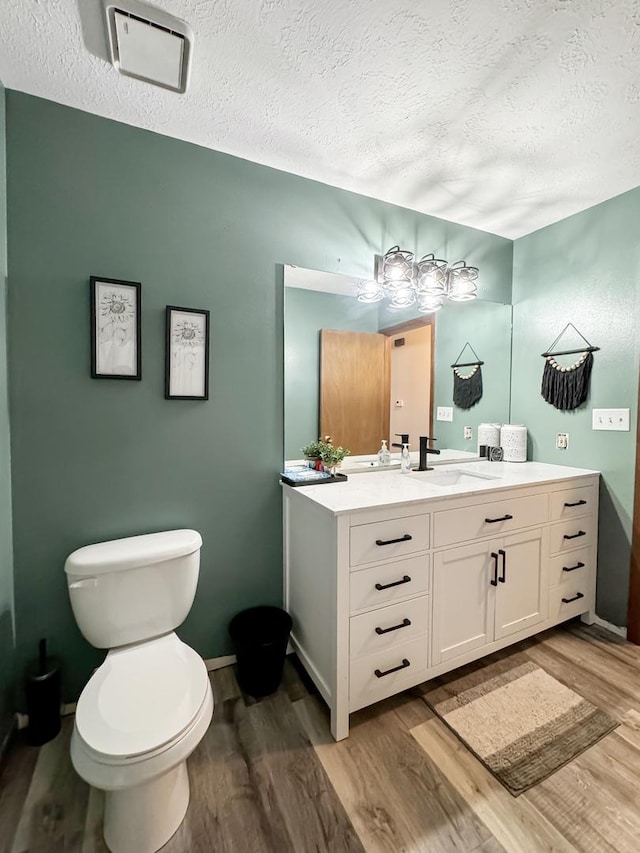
416,468,500,487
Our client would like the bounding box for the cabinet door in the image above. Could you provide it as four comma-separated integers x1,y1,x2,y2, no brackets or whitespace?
494,528,547,641
432,540,495,665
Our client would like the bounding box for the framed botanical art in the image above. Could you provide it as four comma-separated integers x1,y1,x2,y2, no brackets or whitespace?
90,277,142,380
165,306,210,400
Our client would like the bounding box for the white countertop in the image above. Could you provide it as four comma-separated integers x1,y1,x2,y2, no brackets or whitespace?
282,461,599,516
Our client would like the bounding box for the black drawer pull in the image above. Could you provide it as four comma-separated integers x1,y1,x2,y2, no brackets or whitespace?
498,548,506,583
375,534,413,546
562,592,585,604
490,552,499,586
375,575,411,591
374,659,410,678
563,530,586,540
375,618,411,635
485,514,513,524
563,561,585,573
564,499,587,508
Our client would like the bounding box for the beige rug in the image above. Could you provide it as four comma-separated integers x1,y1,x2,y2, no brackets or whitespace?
421,652,618,796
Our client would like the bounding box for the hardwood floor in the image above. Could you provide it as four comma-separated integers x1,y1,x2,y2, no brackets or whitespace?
2,623,640,853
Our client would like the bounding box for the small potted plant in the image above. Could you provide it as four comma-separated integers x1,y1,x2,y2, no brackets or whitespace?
320,442,351,476
301,436,333,469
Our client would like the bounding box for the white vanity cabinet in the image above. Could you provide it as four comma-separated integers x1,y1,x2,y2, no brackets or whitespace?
283,464,599,741
432,526,546,665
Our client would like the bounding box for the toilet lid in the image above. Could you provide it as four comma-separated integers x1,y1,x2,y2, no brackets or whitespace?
76,634,210,758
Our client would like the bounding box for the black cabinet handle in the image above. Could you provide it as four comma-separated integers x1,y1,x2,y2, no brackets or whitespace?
564,499,587,508
563,561,585,573
375,534,412,546
562,592,585,604
374,659,410,678
563,530,586,540
375,618,411,635
498,549,506,583
485,514,513,524
375,575,411,591
490,552,499,586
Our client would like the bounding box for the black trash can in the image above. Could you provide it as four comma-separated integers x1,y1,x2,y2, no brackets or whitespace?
229,606,293,697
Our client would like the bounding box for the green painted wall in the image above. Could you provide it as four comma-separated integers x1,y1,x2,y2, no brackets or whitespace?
5,92,512,700
0,83,16,745
284,287,379,459
511,187,640,627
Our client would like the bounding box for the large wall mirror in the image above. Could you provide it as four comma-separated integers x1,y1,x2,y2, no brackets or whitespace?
284,265,512,468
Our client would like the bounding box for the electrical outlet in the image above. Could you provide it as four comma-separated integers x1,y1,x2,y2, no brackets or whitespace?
437,406,453,422
464,426,472,440
556,433,569,450
592,408,630,431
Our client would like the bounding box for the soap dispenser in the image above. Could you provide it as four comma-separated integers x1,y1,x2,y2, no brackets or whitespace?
400,443,412,473
378,439,391,467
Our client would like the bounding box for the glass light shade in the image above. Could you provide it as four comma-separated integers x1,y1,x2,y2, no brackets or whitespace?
416,254,448,295
417,293,444,313
382,245,414,289
355,278,384,303
447,261,479,302
388,285,416,308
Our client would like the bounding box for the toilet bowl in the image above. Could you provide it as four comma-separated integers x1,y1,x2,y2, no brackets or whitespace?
65,530,214,853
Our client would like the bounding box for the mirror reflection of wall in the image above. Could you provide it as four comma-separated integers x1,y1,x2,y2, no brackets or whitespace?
284,265,512,463
433,300,513,451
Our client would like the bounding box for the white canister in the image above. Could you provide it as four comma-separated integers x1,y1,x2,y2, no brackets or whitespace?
477,423,500,454
501,424,527,462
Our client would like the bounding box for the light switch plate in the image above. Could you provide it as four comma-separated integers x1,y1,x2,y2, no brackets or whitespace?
592,408,630,431
437,406,453,422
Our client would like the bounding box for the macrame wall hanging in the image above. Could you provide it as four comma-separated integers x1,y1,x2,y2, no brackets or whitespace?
452,342,483,409
540,323,599,411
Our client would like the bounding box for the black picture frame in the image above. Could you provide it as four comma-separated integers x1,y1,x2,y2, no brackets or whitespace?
90,276,142,380
165,306,210,400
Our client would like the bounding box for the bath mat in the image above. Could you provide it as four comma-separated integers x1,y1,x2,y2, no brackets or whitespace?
420,652,618,795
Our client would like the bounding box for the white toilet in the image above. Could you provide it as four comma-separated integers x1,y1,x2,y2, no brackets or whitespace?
64,529,214,853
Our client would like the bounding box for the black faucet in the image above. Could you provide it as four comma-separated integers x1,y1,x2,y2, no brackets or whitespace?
418,436,440,471
391,433,409,449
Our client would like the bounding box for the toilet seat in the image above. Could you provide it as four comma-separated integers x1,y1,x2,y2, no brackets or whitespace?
76,687,211,767
76,633,209,760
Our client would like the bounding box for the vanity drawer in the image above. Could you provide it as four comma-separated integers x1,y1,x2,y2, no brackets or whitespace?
350,555,429,613
350,513,429,568
433,494,548,548
549,518,595,555
550,485,595,522
549,548,592,589
549,583,593,624
349,635,429,712
350,597,429,660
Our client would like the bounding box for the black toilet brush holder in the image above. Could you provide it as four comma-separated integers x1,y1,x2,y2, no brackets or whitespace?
25,638,61,746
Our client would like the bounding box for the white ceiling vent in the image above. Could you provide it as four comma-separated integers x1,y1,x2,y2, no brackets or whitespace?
103,0,193,93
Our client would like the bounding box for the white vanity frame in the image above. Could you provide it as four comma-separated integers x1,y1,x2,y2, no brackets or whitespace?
283,465,598,740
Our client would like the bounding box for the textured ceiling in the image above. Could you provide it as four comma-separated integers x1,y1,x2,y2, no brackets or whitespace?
1,0,640,238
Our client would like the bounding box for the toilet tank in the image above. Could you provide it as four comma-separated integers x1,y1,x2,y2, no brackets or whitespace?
65,529,203,649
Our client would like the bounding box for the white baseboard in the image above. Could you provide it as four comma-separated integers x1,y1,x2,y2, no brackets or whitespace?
592,614,627,639
204,654,236,671
204,643,294,673
16,702,77,730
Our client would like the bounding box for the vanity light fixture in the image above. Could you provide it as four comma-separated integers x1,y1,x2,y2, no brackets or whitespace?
356,246,479,312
